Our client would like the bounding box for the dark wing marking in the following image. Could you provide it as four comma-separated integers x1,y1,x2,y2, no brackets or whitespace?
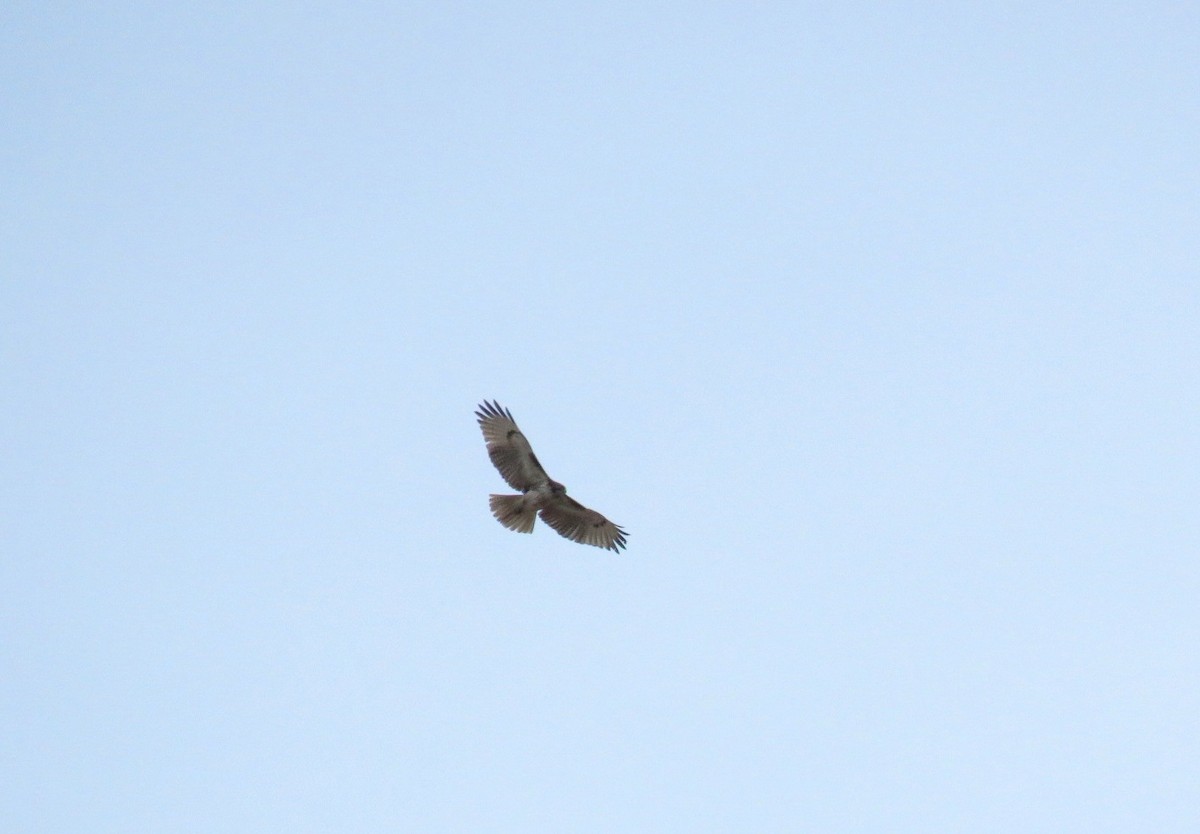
475,400,551,491
539,494,628,553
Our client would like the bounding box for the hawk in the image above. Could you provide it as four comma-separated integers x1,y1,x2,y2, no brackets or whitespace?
475,400,628,553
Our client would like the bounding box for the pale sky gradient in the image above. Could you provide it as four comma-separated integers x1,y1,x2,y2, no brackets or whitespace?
3,3,1198,831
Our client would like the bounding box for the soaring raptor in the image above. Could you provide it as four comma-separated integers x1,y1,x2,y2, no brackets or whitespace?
475,400,628,552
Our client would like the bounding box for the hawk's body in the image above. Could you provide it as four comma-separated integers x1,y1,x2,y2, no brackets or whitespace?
475,400,628,552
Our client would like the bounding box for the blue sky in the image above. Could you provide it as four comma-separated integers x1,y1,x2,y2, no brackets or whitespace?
3,3,1198,831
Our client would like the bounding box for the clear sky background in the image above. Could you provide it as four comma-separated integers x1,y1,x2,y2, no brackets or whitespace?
3,3,1197,831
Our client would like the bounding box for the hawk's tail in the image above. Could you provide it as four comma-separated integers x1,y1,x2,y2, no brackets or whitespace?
489,494,536,534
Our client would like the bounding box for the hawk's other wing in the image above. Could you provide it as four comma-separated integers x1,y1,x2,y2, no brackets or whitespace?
475,400,551,491
539,494,628,553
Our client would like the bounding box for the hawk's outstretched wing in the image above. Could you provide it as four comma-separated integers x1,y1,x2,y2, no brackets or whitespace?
539,494,628,553
475,400,551,491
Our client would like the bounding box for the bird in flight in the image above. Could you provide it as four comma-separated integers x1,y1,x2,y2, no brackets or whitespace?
475,400,628,552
